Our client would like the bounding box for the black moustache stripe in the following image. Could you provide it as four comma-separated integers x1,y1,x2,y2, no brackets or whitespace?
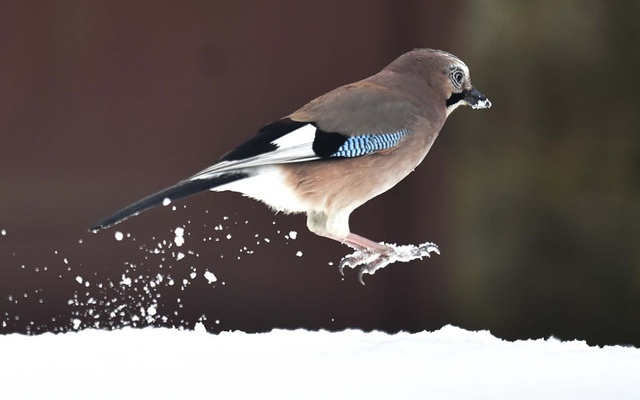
446,92,465,107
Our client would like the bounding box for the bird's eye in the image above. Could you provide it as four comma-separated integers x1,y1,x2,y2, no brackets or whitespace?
450,68,464,88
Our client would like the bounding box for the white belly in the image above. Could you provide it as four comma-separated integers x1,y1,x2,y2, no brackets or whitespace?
212,165,309,214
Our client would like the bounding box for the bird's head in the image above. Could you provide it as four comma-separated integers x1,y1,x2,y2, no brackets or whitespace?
386,49,492,116
441,54,492,116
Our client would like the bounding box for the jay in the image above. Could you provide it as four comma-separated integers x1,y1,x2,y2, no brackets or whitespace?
91,48,491,284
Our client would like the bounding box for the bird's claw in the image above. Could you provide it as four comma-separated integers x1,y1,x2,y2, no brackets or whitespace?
355,254,392,285
337,241,440,285
338,249,379,276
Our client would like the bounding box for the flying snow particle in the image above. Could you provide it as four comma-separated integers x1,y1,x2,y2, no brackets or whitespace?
147,306,157,316
1,229,6,236
114,231,124,241
204,270,217,284
176,252,185,261
289,231,297,240
162,198,171,206
296,251,303,257
174,227,185,247
75,276,83,284
72,319,81,330
226,234,232,240
120,275,132,287
190,272,197,279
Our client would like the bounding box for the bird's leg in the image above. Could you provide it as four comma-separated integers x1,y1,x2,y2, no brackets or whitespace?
306,211,439,284
343,233,389,253
338,233,440,285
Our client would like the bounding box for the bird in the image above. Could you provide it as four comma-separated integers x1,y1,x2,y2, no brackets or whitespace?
91,48,491,284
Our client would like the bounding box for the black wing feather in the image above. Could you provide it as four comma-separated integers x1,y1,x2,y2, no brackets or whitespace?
220,118,309,161
220,117,350,161
90,172,247,231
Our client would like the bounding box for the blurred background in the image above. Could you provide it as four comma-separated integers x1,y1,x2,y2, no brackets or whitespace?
1,1,639,346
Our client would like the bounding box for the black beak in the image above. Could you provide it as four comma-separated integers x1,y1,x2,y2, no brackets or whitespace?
464,87,492,109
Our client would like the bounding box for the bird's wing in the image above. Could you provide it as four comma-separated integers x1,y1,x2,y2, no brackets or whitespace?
189,82,421,181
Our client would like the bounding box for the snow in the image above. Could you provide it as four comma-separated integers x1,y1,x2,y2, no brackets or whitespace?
204,270,217,283
120,275,132,286
1,325,639,399
472,97,492,109
114,231,124,241
173,227,185,246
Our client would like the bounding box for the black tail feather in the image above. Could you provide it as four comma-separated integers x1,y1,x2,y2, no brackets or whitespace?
90,172,247,231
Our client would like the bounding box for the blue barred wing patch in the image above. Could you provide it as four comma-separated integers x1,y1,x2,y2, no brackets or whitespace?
330,129,410,158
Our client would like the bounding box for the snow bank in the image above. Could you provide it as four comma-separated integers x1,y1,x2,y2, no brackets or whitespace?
1,325,639,399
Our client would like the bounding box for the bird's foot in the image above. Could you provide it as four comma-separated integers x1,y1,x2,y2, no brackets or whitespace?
338,242,440,285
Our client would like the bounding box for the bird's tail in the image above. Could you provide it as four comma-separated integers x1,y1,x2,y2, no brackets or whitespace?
90,172,248,231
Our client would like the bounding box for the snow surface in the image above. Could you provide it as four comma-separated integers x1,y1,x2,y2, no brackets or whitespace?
2,325,639,399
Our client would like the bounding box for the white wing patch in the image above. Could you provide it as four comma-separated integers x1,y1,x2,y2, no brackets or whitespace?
189,123,319,181
271,123,316,148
